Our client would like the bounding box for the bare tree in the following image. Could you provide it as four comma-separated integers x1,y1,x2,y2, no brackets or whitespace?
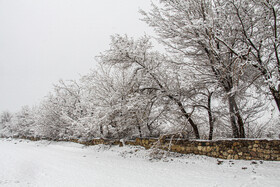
99,35,201,139
227,0,280,112
140,0,260,138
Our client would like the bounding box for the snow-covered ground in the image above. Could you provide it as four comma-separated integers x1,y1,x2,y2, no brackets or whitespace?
0,139,279,187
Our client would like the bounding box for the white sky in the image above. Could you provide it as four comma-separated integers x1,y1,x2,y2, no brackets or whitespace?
0,0,156,112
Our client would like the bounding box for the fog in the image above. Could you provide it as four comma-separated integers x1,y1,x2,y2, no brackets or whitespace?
0,0,154,112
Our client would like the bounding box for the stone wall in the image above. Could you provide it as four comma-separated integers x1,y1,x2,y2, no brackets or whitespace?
129,138,280,161
79,138,280,161
7,136,280,161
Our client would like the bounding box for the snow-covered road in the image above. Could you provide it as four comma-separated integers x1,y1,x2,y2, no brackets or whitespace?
0,139,279,187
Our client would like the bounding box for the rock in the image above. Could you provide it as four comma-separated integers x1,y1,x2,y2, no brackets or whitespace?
250,151,258,157
250,161,258,165
253,144,258,148
228,150,233,154
227,155,233,159
233,142,239,146
217,160,224,165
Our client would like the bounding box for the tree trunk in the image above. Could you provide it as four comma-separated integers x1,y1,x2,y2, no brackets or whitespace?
228,96,240,138
148,69,200,138
184,112,200,139
170,96,200,139
232,99,245,138
99,124,104,136
137,119,143,138
270,86,280,112
208,92,214,140
147,123,152,137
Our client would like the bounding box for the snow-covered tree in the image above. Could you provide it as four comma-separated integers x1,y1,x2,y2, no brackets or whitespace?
0,111,13,137
81,63,165,139
140,0,267,138
98,35,202,139
0,111,12,129
225,0,280,112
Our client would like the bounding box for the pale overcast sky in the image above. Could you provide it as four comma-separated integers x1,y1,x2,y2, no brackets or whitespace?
0,0,156,112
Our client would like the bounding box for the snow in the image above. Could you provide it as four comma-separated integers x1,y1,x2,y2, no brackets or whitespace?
0,139,280,187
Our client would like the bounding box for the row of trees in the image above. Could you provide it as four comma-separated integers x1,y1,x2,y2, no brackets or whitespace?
1,0,280,140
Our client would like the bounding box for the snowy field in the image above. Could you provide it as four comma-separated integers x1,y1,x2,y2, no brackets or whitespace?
0,139,280,187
